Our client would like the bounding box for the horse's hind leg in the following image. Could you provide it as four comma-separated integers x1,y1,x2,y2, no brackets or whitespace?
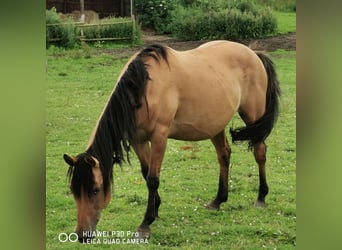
207,131,231,210
237,98,269,207
253,141,269,207
232,110,269,207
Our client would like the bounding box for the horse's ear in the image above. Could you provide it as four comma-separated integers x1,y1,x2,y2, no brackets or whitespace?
64,154,77,167
85,155,97,168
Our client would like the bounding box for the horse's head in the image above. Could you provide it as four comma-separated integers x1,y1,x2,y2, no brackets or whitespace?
63,153,111,242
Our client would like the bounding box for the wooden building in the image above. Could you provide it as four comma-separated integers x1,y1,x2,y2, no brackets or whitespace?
46,0,132,18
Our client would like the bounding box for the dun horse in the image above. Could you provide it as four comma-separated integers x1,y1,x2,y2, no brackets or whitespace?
64,40,280,241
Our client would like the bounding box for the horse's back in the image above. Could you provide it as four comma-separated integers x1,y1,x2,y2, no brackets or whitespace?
171,40,266,93
196,40,264,73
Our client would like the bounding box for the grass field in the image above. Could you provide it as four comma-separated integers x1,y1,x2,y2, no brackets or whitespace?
46,45,296,249
274,11,296,35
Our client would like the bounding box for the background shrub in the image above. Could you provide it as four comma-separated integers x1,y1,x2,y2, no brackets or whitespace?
135,0,281,39
46,8,62,47
46,7,60,24
135,0,175,34
170,1,277,41
46,8,78,48
81,17,138,40
60,22,78,48
46,9,141,48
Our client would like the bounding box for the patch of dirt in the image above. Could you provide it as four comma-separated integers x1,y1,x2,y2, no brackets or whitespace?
142,30,296,52
240,32,296,52
98,31,295,58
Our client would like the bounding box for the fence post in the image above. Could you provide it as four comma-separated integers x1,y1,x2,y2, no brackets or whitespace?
80,0,85,22
132,15,136,42
130,0,135,42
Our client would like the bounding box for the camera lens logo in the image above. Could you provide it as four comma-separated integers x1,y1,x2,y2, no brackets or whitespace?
58,233,78,243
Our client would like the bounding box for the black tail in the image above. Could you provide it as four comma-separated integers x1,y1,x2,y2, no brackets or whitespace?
230,52,281,149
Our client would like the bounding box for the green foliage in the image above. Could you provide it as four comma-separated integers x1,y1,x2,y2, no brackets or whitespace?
46,8,62,47
274,11,296,34
81,18,139,41
46,8,78,48
135,0,175,34
253,0,296,12
171,3,277,41
46,7,60,24
46,8,141,48
60,22,79,49
135,0,294,38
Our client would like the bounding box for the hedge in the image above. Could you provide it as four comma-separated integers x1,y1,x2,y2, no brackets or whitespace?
171,7,277,41
135,0,278,39
80,18,136,40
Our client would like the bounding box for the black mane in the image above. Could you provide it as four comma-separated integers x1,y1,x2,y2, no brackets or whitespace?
67,152,96,198
80,44,168,191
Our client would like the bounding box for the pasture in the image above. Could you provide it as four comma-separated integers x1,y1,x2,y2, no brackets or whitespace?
46,45,295,249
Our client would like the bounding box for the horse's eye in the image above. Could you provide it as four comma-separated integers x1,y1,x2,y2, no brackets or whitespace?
92,188,100,195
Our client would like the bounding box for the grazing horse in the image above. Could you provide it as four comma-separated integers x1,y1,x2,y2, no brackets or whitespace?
63,40,280,241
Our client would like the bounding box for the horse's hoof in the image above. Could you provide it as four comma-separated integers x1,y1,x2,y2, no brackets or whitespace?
205,201,220,210
254,200,267,208
135,227,151,240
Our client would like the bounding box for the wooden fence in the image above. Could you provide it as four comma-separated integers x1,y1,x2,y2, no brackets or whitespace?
46,17,136,43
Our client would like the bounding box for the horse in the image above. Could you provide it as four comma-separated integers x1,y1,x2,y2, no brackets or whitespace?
63,40,280,241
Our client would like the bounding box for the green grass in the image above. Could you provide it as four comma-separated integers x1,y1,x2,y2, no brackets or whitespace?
253,0,296,12
46,46,296,249
274,11,296,34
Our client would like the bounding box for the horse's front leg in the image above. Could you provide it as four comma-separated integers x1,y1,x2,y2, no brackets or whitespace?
136,131,167,239
133,142,161,219
133,142,150,180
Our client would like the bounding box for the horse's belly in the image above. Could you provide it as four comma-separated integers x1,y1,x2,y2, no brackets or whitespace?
168,122,213,141
168,110,234,141
167,82,238,141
